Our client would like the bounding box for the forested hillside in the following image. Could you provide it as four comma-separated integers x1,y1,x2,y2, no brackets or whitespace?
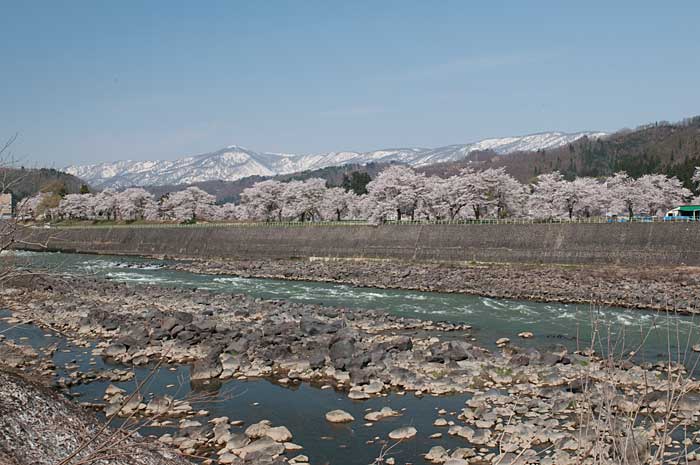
146,163,388,203
0,167,86,200
421,117,700,189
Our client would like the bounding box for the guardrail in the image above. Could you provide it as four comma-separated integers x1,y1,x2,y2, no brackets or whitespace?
33,216,700,229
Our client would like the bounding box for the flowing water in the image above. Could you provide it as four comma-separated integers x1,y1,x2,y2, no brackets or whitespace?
11,250,700,361
2,251,700,464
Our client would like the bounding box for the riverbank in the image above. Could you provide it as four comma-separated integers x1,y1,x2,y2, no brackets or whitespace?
168,257,700,314
2,273,700,464
19,221,700,266
0,367,194,465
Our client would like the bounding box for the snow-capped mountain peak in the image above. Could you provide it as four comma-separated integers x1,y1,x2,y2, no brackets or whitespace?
66,131,606,188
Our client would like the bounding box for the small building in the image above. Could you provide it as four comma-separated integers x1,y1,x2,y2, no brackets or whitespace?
666,205,700,219
0,193,12,218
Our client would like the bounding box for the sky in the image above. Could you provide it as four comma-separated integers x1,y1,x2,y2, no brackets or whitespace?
2,1,700,168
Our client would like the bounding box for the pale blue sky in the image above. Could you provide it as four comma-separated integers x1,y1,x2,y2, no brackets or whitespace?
2,1,699,167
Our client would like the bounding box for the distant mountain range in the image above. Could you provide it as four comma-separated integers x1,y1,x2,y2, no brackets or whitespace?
66,131,606,188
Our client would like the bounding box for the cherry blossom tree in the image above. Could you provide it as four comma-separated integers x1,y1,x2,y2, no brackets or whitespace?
476,167,527,218
366,165,426,222
606,172,644,219
416,176,452,220
444,169,482,220
321,187,357,221
605,172,690,219
693,167,700,187
58,193,94,220
636,174,691,216
240,180,285,221
350,194,374,221
115,188,155,221
417,174,479,221
93,189,118,221
570,177,605,218
206,202,242,221
527,172,567,219
160,187,216,223
527,172,602,219
281,178,327,221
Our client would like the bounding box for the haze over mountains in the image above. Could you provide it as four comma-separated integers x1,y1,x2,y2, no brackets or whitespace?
66,131,606,188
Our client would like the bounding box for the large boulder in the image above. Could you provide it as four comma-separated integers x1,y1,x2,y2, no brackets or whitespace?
237,438,285,461
443,341,473,362
388,426,417,440
425,446,449,463
265,426,293,443
300,316,341,336
308,351,326,369
329,339,355,370
383,336,413,352
103,343,127,358
325,409,354,423
190,358,222,380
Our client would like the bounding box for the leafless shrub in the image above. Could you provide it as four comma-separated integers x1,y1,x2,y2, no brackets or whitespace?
571,306,700,464
57,354,236,465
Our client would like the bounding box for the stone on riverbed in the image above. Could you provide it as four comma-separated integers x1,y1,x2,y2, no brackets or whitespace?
103,343,127,358
388,426,417,440
348,389,370,400
104,383,125,396
145,396,173,416
244,420,272,439
362,380,385,394
190,358,223,380
325,409,354,423
364,406,400,422
425,445,448,463
443,459,469,465
218,452,242,464
237,438,285,460
225,433,250,450
265,425,293,442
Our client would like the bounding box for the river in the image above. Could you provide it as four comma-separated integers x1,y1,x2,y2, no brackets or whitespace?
13,251,700,361
2,251,699,464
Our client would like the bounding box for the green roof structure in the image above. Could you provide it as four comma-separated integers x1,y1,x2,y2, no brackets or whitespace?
678,205,700,212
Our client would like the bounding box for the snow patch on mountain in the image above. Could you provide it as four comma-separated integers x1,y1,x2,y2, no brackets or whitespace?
66,131,606,188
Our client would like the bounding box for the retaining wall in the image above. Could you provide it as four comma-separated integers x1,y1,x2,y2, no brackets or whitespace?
16,222,700,266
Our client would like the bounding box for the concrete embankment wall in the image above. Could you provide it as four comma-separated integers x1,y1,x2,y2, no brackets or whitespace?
16,222,700,266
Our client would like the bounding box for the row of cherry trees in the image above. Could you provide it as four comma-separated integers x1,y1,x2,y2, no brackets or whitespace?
18,165,698,223
18,187,224,223
360,166,693,222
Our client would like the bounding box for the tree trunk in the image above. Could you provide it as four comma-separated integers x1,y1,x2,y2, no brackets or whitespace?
397,209,402,221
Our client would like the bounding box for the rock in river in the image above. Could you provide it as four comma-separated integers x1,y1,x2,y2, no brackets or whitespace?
190,358,223,380
237,438,285,461
388,426,417,440
425,445,449,463
265,425,293,442
325,409,354,423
